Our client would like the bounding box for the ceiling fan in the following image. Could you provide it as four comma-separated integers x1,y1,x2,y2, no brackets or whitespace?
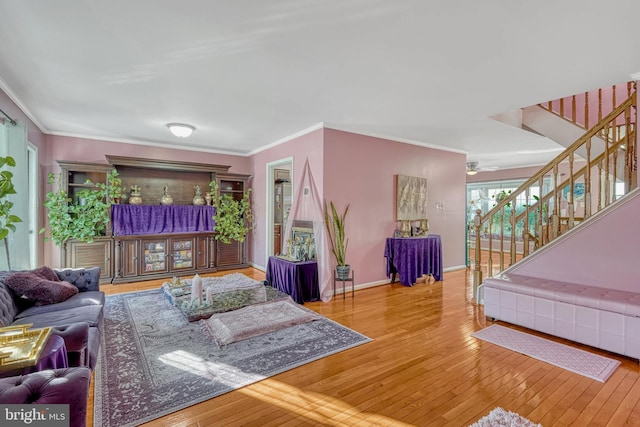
466,162,498,175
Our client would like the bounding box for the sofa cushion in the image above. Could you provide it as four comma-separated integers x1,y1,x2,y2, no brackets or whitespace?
13,304,104,329
14,291,105,320
54,267,101,292
5,272,79,306
31,266,60,282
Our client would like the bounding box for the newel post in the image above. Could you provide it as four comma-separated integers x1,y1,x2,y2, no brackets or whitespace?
473,208,482,299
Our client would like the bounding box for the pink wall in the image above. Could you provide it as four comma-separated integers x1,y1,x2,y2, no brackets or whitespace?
509,188,640,291
248,129,324,269
322,129,467,285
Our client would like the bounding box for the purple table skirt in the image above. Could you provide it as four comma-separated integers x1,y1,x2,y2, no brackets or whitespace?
265,257,320,304
0,334,68,378
384,235,443,286
111,204,216,236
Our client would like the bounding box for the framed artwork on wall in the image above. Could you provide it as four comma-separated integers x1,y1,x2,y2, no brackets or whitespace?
396,175,428,220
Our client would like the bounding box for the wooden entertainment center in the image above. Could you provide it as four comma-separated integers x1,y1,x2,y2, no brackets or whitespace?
56,156,251,284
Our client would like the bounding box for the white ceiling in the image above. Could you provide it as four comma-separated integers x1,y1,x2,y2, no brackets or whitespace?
1,0,639,170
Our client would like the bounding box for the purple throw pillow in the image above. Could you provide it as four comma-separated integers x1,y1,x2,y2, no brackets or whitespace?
31,266,60,282
5,272,79,306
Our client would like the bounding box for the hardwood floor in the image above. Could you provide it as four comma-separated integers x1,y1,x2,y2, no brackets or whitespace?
90,268,640,426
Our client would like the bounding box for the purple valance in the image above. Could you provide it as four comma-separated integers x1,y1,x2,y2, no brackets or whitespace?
111,205,216,236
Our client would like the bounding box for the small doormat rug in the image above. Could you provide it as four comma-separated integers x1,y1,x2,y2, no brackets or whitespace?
471,325,620,382
94,289,371,427
469,407,542,427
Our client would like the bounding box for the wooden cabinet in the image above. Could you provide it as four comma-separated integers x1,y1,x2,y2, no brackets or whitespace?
113,233,217,283
54,156,252,284
65,237,113,283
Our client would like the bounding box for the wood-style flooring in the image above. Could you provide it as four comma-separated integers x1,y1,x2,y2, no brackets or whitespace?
89,268,640,426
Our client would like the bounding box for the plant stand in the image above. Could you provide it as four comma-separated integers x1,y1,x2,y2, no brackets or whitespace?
333,269,354,299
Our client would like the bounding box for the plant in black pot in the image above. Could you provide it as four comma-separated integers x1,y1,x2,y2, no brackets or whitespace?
324,201,350,279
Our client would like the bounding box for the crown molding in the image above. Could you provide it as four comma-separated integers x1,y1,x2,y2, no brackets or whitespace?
0,76,48,133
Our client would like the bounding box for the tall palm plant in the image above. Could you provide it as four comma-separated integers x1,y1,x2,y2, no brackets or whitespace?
324,201,349,270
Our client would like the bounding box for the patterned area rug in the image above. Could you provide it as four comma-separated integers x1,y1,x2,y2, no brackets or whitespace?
469,407,542,427
94,288,371,427
472,325,620,382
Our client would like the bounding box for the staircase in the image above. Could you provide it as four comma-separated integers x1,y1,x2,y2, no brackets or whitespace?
471,82,637,297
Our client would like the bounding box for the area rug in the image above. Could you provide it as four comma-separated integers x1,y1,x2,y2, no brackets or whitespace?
201,298,321,346
469,407,542,427
94,288,371,427
471,325,620,382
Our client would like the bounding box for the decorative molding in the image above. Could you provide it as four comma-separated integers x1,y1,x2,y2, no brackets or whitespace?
247,122,325,156
0,76,48,133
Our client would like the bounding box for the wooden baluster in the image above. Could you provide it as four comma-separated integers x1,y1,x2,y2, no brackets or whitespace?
487,213,493,277
568,154,574,229
604,123,611,207
598,88,603,123
585,139,592,219
560,98,565,118
585,91,589,129
571,95,577,124
509,206,516,266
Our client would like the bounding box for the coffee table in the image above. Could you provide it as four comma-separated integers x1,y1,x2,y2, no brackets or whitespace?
161,276,290,322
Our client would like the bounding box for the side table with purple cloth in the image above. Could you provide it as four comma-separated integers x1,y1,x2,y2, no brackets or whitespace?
0,335,68,378
265,256,320,304
384,235,443,286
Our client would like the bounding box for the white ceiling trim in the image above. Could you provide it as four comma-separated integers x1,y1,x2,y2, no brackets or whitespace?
246,122,325,156
46,130,252,156
0,76,47,133
323,123,468,155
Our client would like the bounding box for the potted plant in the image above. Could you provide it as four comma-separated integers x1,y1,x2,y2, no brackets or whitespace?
40,172,112,246
208,181,253,244
0,156,22,269
324,201,350,279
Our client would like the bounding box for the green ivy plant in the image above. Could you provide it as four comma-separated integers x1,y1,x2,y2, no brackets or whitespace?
106,169,124,202
0,156,22,269
209,181,253,244
40,172,112,246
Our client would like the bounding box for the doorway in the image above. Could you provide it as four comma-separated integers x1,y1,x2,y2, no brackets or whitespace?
27,143,38,268
266,157,293,258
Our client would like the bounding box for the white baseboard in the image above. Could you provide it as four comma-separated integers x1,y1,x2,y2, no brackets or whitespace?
444,265,466,272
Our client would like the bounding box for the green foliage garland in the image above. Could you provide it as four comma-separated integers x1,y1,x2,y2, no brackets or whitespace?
40,172,111,246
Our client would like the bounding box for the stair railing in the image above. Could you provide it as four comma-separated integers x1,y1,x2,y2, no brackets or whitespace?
472,90,637,294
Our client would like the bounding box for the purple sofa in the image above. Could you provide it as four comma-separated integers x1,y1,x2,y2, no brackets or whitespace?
0,266,104,427
0,267,104,369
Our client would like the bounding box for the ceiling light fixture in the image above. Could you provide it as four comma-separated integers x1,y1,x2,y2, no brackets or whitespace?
167,123,195,138
466,162,478,175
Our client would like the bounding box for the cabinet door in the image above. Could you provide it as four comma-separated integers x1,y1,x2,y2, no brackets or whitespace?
216,240,242,267
196,235,209,269
67,238,113,281
121,240,139,277
141,239,169,274
170,237,196,272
